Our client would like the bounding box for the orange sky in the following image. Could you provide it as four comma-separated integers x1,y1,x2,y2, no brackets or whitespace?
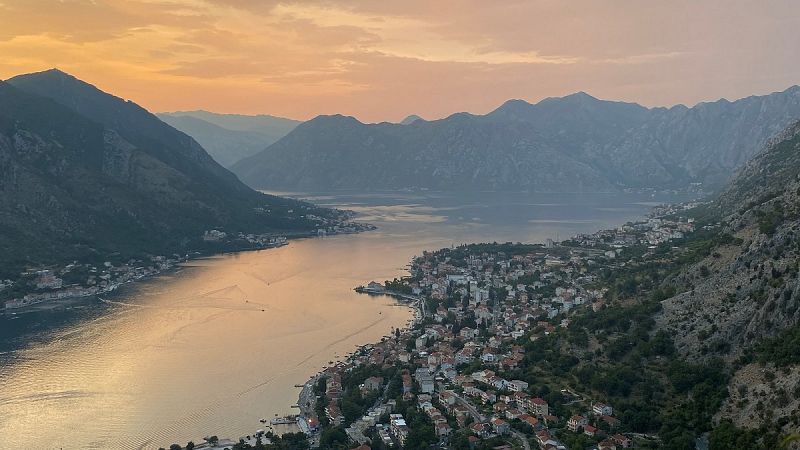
1,0,799,122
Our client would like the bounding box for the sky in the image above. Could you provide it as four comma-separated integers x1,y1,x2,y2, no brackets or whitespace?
0,0,799,122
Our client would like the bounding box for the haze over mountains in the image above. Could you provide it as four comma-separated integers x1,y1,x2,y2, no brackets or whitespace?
157,111,300,168
231,87,800,193
0,69,334,273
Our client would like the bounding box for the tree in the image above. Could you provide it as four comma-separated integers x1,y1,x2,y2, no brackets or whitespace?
320,427,348,449
186,442,195,450
782,434,800,449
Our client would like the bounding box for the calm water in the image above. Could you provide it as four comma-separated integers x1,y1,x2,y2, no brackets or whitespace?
0,191,686,449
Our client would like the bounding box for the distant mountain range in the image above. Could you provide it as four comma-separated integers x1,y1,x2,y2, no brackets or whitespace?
400,115,424,125
157,111,300,167
231,87,800,193
0,69,335,275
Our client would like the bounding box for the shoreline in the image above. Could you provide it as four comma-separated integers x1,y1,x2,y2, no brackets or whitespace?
0,224,374,316
0,222,411,449
278,199,700,449
178,285,420,449
284,288,423,447
1,193,693,449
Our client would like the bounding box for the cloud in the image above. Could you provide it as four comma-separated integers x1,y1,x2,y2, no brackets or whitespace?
0,0,798,121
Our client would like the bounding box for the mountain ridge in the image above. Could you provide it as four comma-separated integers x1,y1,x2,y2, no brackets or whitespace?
156,110,300,167
232,85,800,193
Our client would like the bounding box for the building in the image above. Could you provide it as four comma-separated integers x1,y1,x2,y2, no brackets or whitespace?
470,422,490,439
414,368,435,394
491,418,510,434
593,402,613,416
507,380,529,392
34,270,63,290
567,415,588,432
597,439,617,450
611,434,633,448
325,404,344,426
203,229,227,241
435,422,452,438
530,397,549,416
390,414,409,445
520,414,538,429
362,376,384,392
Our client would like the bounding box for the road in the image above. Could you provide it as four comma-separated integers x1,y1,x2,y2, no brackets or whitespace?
451,392,487,423
451,390,529,450
297,377,322,447
511,429,532,450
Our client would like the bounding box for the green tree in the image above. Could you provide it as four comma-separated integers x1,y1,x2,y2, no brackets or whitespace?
320,427,348,449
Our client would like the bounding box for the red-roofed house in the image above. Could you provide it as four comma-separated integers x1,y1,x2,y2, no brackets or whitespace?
491,418,510,435
470,422,490,438
530,397,549,416
567,415,588,432
520,414,539,428
598,439,617,450
612,434,633,448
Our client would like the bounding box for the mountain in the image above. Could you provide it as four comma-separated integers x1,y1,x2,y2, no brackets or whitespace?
232,112,620,192
232,87,800,192
161,110,300,135
157,111,300,167
400,114,424,125
0,69,334,275
652,121,800,430
657,120,800,360
712,121,800,215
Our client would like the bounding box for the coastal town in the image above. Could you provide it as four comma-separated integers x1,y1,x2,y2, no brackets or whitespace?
1,258,184,310
0,218,373,313
209,209,699,450
0,234,283,311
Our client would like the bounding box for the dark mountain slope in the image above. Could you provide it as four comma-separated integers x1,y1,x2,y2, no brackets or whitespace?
0,71,334,274
8,69,243,191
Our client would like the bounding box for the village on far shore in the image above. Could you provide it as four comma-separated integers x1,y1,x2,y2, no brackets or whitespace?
0,215,375,312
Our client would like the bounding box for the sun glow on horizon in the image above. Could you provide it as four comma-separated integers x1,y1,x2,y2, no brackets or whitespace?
1,0,799,122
